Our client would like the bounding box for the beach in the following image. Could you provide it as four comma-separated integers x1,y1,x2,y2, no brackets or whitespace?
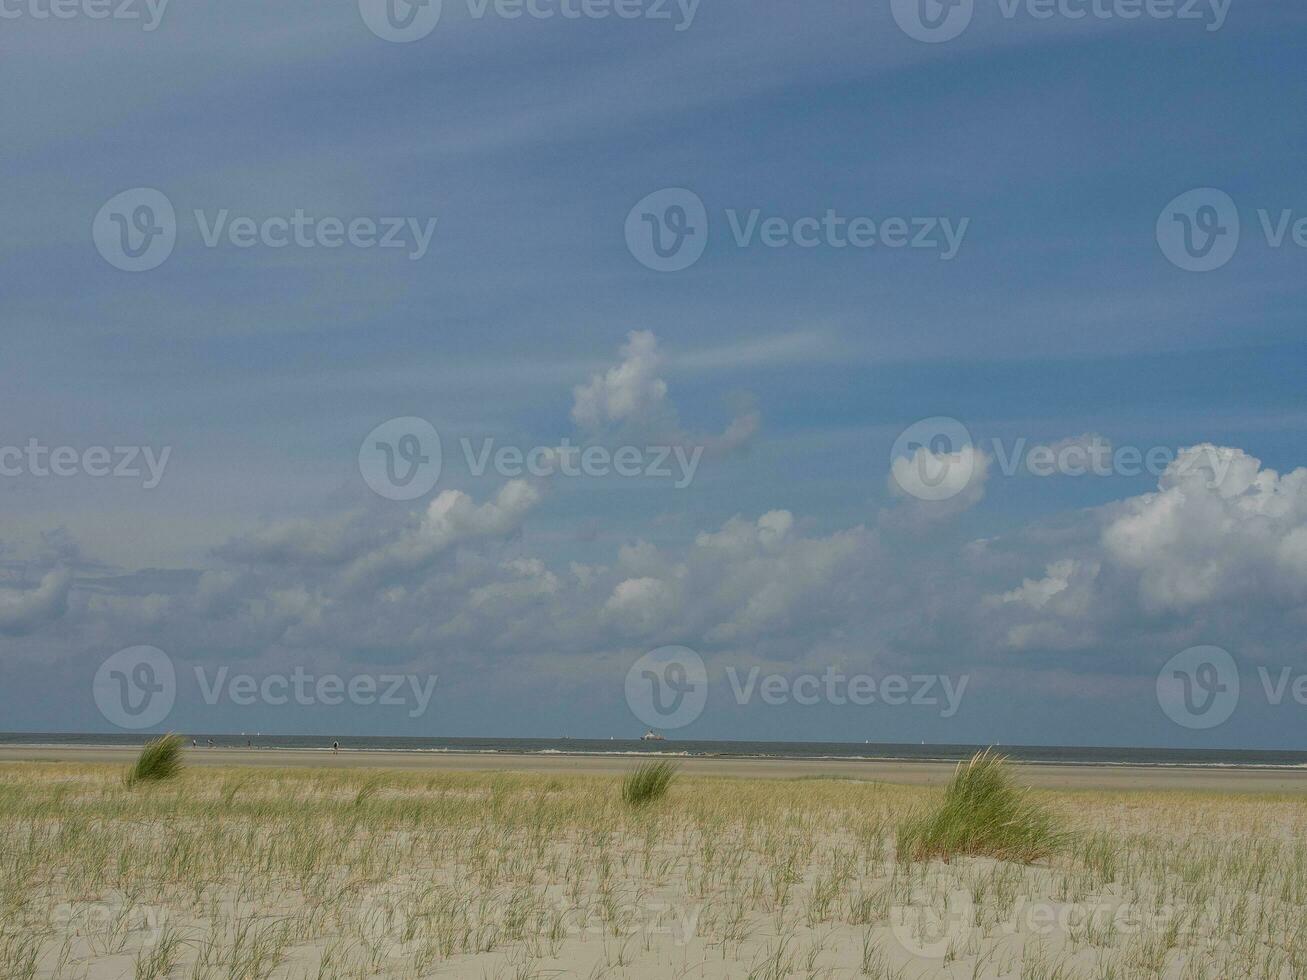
4,742,1307,792
3,747,1307,978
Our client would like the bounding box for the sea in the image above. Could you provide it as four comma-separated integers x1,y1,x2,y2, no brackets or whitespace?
2,733,1305,769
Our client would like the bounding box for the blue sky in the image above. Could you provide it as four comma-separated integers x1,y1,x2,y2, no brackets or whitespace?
2,0,1306,747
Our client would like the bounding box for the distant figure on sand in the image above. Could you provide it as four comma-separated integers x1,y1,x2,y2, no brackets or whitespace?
332,741,339,755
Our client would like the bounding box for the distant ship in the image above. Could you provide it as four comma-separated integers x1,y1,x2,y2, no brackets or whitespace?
640,730,665,741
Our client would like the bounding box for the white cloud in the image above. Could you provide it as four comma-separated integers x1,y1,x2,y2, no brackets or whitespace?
570,330,759,453
1024,433,1113,478
1102,445,1307,611
979,444,1307,654
344,480,540,586
0,568,72,636
605,577,678,635
571,330,668,433
217,513,372,566
886,444,991,526
996,559,1098,611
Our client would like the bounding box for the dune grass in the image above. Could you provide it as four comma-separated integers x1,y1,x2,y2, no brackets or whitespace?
124,733,184,788
3,759,1305,977
621,760,678,806
897,749,1067,864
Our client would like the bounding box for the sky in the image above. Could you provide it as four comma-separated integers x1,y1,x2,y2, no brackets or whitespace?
2,0,1306,748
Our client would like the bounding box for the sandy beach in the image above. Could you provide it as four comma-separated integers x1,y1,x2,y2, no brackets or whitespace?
4,748,1307,978
4,742,1307,793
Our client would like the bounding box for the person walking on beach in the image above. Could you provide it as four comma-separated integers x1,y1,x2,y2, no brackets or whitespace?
332,740,339,755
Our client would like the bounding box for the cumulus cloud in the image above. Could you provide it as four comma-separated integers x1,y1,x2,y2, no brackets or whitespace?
605,576,678,635
984,558,1102,651
1101,444,1307,612
981,444,1307,654
343,480,540,586
1019,433,1113,478
571,331,759,453
571,330,669,432
994,558,1099,612
9,429,1307,726
679,510,876,647
886,443,991,525
4,497,882,681
0,567,72,636
216,513,375,566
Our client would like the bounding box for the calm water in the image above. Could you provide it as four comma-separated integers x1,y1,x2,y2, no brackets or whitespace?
3,733,1305,769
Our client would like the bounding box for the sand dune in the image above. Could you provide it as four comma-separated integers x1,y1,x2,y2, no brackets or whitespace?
3,754,1307,978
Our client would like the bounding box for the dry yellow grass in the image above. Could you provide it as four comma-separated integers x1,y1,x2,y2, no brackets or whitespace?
1,761,1305,978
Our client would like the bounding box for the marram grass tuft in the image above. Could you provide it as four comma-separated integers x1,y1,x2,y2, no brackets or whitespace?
125,733,185,788
897,750,1067,863
621,760,678,807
